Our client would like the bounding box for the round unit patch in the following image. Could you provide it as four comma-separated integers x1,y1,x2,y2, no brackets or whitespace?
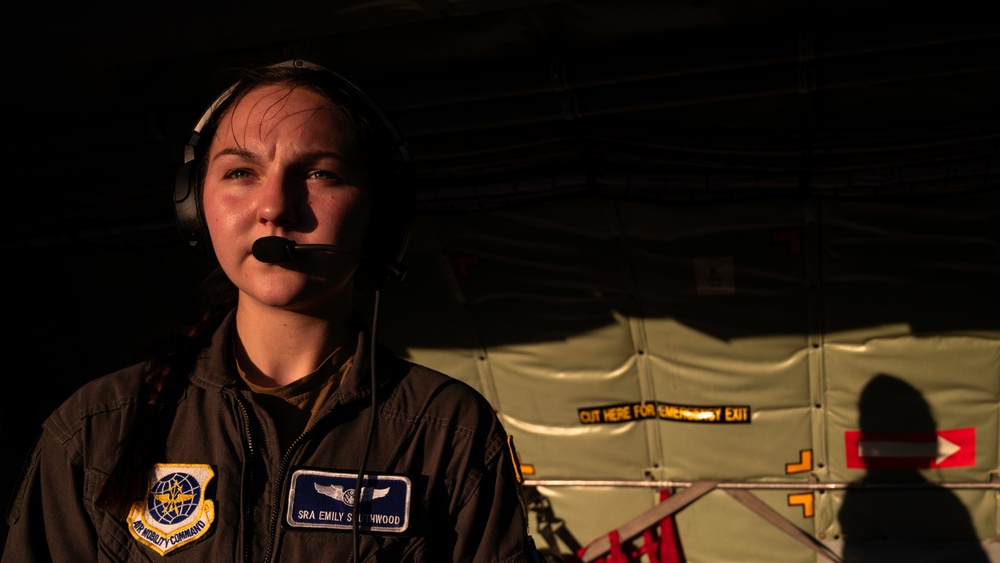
127,463,216,555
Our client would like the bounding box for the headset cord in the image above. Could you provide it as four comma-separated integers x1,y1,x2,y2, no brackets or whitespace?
353,287,382,562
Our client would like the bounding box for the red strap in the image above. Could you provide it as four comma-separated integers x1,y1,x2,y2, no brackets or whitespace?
639,528,660,563
608,529,629,563
575,488,686,563
658,489,683,563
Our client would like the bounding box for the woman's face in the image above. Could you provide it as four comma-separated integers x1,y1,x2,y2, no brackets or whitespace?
202,83,372,312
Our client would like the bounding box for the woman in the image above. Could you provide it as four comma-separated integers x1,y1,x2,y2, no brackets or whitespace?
3,59,536,562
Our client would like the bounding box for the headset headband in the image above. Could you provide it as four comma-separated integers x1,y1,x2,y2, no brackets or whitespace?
173,59,415,285
182,59,411,165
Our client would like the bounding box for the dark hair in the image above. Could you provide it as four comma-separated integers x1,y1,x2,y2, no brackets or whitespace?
95,61,414,518
95,267,235,518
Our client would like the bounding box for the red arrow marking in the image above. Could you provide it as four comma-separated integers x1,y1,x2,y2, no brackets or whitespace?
844,428,976,469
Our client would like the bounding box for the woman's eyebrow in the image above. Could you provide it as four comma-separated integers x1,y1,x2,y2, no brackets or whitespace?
212,148,349,164
295,149,351,163
211,146,258,163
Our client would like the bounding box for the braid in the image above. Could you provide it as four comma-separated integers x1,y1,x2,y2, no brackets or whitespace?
95,268,237,518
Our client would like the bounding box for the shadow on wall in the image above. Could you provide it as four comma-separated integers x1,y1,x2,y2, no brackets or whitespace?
837,374,989,563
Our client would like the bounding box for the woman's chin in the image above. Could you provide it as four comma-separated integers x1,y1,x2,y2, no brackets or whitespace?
240,280,353,312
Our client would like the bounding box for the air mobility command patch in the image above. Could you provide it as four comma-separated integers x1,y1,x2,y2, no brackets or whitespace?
127,464,216,555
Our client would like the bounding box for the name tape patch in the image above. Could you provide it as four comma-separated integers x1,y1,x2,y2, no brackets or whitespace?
287,469,410,533
127,463,216,555
579,402,751,424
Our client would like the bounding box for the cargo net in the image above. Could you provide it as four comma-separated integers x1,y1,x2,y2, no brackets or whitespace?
527,487,684,563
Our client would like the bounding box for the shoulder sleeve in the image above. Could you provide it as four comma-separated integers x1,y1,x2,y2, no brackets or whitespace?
2,428,98,563
452,419,534,563
3,364,147,563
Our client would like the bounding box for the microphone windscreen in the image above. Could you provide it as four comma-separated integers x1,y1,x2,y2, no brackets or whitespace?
252,236,296,263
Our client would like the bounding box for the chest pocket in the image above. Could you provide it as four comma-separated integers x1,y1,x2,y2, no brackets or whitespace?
366,534,423,563
96,515,152,563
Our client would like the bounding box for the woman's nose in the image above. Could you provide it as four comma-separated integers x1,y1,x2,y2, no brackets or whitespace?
257,175,299,227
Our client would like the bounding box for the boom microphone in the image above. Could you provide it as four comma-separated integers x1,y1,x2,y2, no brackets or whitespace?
251,236,405,280
252,236,362,263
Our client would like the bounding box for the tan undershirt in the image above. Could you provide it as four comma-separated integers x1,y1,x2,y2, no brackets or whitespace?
236,348,353,454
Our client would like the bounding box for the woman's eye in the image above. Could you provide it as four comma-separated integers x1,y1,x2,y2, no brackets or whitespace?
224,169,253,180
309,170,343,183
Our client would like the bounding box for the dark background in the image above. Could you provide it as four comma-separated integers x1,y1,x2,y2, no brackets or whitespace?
4,0,998,549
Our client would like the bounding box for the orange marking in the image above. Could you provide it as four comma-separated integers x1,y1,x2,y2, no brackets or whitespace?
788,493,814,518
785,449,812,474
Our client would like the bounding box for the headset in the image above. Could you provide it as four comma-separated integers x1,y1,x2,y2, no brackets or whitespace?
172,59,414,559
173,58,415,287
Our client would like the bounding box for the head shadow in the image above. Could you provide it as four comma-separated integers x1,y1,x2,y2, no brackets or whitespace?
836,373,988,563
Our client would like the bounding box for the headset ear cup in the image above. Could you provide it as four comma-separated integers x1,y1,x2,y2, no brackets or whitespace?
174,159,204,246
358,159,415,288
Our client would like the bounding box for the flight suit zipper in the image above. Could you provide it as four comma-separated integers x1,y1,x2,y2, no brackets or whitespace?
233,391,260,563
262,405,343,563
